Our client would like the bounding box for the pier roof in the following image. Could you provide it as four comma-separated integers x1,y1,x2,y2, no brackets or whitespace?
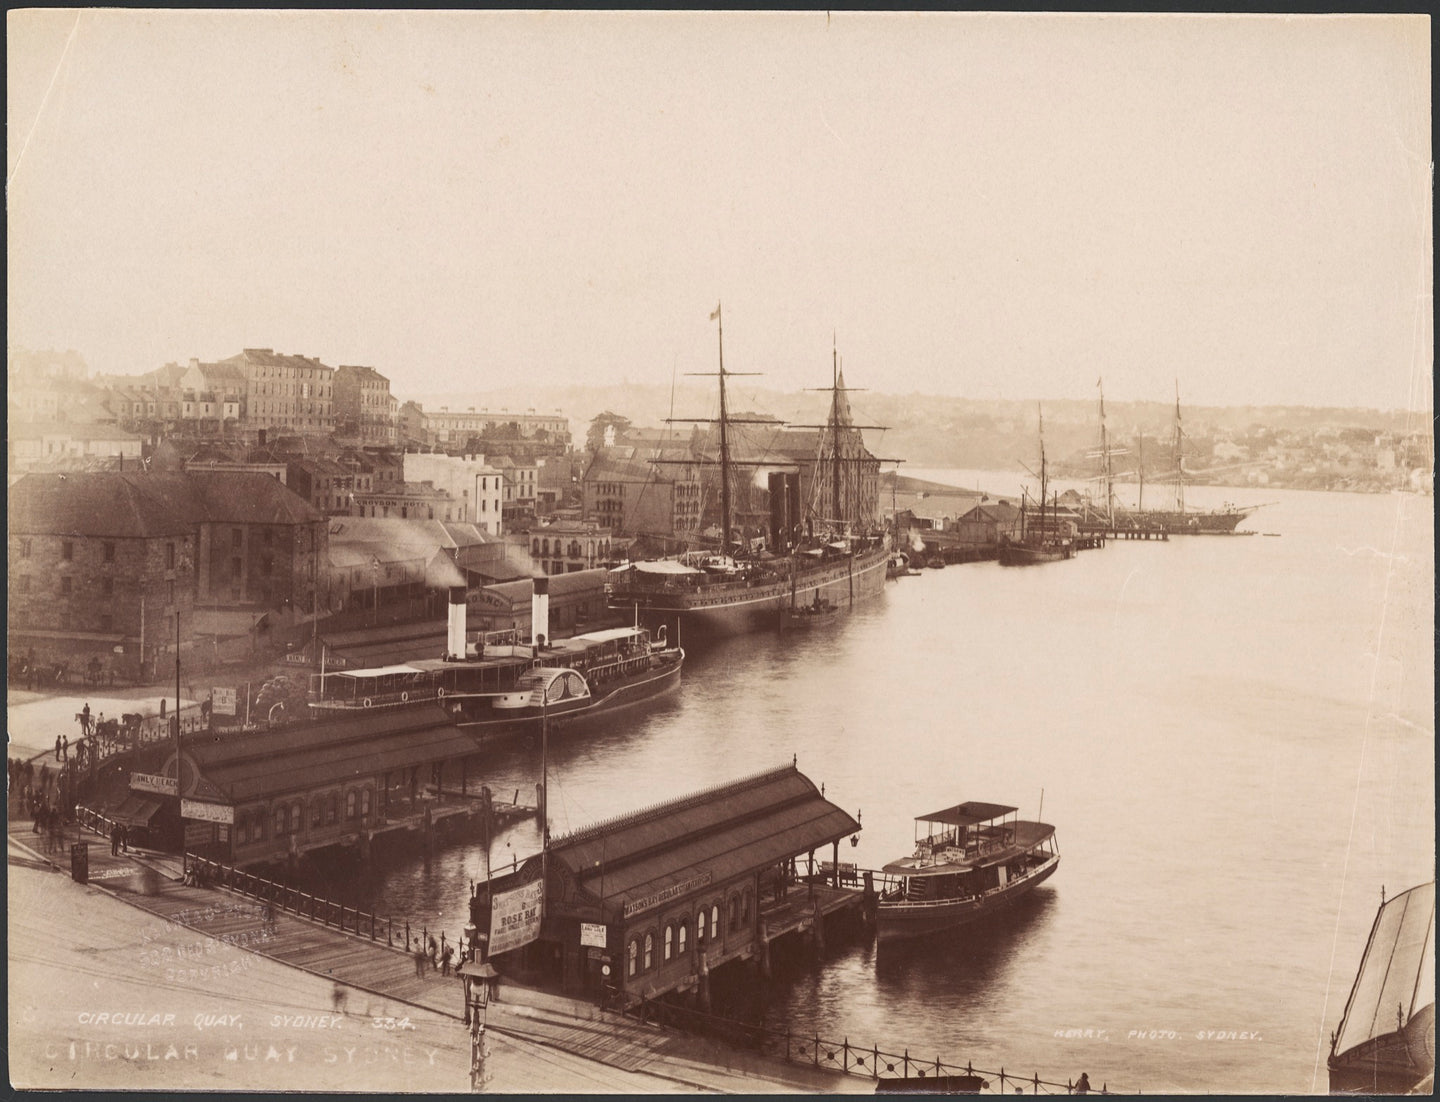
171,706,475,803
545,764,860,919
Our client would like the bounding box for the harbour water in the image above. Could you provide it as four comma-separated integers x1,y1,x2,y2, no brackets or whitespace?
327,477,1433,1094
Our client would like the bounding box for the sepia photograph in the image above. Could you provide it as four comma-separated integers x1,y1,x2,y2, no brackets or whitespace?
7,9,1433,1095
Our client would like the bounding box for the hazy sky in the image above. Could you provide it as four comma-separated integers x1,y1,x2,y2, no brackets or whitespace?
7,11,1432,411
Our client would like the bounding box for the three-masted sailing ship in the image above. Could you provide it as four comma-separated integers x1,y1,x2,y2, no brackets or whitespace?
605,304,892,635
1121,383,1264,534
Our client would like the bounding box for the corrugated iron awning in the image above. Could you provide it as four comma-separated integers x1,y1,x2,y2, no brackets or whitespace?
111,795,162,825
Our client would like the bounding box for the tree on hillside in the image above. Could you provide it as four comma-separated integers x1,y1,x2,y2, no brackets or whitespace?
586,411,632,451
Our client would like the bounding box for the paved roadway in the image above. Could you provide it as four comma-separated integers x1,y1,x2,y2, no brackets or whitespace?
7,833,695,1092
8,688,200,763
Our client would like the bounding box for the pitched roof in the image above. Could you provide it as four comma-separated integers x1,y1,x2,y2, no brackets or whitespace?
8,472,204,537
7,470,321,537
228,348,335,373
480,568,609,602
541,764,860,913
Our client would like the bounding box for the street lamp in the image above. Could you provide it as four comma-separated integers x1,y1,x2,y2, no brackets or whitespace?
458,960,499,1091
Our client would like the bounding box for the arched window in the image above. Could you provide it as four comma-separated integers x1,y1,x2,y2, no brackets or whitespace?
361,788,373,818
541,538,550,556
254,812,265,841
628,939,638,977
345,790,357,819
643,932,653,971
311,800,322,828
742,890,751,924
664,924,674,962
729,894,739,931
710,903,720,940
678,921,688,955
327,794,338,824
273,806,287,836
697,908,706,943
289,803,301,833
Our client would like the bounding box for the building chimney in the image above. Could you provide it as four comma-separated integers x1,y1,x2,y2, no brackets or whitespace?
447,586,468,659
531,575,550,649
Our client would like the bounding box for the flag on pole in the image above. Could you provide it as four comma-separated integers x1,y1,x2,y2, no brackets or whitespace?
709,303,720,321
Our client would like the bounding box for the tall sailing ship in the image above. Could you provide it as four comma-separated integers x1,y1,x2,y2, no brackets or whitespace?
1120,383,1265,535
605,305,892,635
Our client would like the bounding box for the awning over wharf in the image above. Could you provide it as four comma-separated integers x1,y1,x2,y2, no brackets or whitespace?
524,763,861,921
156,705,476,804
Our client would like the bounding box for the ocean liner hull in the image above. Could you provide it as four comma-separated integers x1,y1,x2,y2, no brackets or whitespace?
613,545,889,637
876,856,1059,942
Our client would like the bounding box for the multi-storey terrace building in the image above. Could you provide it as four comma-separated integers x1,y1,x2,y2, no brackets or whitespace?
222,348,335,436
333,365,398,445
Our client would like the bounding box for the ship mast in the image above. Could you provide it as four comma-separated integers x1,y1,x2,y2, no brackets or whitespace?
716,305,732,554
831,337,843,531
1098,379,1114,525
1172,380,1185,514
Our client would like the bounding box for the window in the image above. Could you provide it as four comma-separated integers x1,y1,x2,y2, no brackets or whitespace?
103,541,115,563
327,794,338,825
311,801,322,828
231,557,242,579
60,577,72,595
290,803,301,833
697,909,706,943
100,614,113,632
361,788,372,818
711,904,720,940
274,807,287,836
742,890,751,923
678,922,688,955
166,542,176,569
236,816,249,845
628,939,638,977
345,790,357,819
61,541,74,561
262,556,273,576
643,932,653,971
20,538,31,558
664,925,674,962
729,895,739,931
232,528,243,549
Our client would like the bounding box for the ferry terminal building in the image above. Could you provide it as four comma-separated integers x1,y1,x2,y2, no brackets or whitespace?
479,763,863,1004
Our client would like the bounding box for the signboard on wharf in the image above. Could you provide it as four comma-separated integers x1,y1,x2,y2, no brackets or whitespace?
181,799,234,824
488,879,544,957
622,871,713,918
131,772,177,796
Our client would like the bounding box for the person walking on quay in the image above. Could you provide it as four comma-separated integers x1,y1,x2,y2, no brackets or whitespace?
427,935,438,972
111,822,122,856
61,735,69,762
80,703,91,736
440,942,454,977
413,944,428,979
120,824,129,853
54,735,62,762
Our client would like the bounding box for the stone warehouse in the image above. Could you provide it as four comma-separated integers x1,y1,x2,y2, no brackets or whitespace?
7,471,327,680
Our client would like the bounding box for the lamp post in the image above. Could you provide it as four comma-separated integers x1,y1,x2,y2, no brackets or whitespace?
458,960,499,1091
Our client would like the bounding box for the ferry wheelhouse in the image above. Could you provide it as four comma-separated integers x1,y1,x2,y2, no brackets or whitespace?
876,801,1059,943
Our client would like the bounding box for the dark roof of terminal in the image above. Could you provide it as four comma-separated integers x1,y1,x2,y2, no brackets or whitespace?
917,801,1018,827
546,764,860,916
182,705,472,802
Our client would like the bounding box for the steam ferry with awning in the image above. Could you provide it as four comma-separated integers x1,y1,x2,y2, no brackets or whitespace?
874,801,1059,943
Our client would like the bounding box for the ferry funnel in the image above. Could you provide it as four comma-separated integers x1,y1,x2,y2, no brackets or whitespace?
447,586,468,659
532,575,550,649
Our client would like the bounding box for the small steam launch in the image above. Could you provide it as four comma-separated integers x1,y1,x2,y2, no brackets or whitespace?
308,573,683,746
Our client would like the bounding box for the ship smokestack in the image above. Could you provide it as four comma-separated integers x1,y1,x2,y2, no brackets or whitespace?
532,575,550,649
447,586,468,659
